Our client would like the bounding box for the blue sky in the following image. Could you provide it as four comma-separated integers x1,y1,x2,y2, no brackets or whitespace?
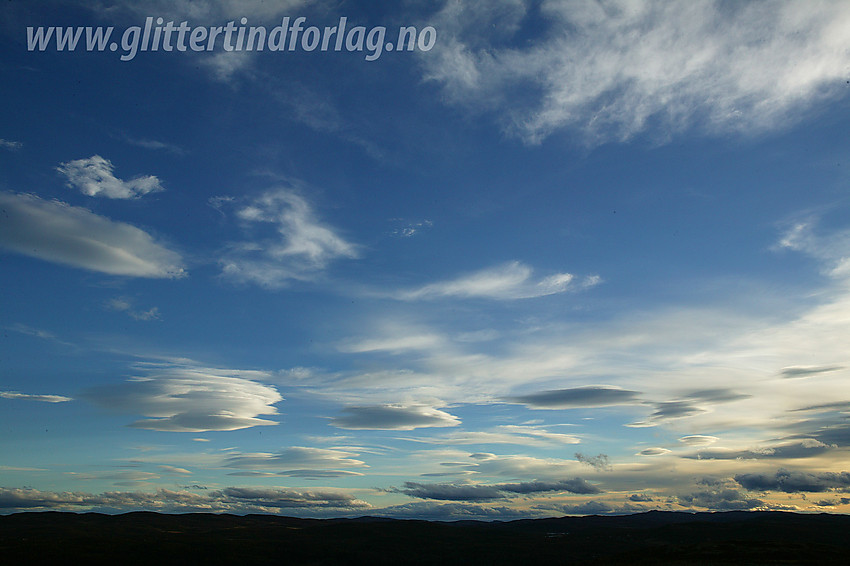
1,0,850,518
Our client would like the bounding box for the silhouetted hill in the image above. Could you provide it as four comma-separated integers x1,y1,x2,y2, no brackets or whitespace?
1,510,847,564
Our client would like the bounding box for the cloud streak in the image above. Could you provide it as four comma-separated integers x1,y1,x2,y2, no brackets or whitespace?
394,262,593,300
0,391,71,403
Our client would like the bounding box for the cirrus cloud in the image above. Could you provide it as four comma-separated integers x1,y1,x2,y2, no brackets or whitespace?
425,0,850,145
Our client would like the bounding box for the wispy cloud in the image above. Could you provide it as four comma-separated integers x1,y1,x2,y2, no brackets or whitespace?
83,360,282,432
106,297,161,321
0,193,185,278
389,219,433,238
0,391,71,403
57,155,164,199
220,188,358,288
394,261,596,300
121,136,185,155
424,0,850,145
0,138,22,150
7,323,57,341
338,332,444,354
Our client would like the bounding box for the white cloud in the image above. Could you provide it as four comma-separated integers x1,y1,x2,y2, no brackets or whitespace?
424,0,850,145
0,193,185,278
83,360,282,432
0,391,72,403
395,261,589,300
220,188,358,287
57,155,164,199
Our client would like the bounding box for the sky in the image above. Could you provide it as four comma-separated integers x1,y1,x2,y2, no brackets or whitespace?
1,0,850,519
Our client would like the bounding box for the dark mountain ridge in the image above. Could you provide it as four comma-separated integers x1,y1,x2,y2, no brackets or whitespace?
2,510,847,564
